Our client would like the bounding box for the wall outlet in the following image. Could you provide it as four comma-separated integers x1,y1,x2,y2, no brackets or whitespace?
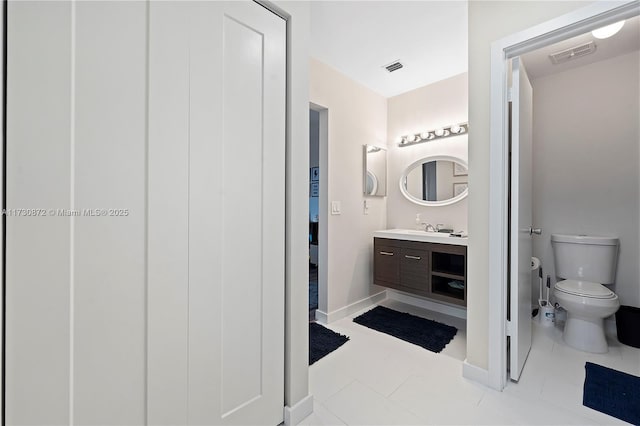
331,201,341,215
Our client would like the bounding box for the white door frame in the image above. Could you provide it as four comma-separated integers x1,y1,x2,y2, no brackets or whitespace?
487,0,640,390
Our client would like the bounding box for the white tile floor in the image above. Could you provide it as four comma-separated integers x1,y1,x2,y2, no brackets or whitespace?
300,299,640,425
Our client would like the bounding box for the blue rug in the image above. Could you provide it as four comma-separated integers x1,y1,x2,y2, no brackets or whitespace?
309,323,349,365
583,362,640,425
353,306,457,353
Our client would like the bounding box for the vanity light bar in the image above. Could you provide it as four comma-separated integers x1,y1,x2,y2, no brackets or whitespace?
397,122,468,147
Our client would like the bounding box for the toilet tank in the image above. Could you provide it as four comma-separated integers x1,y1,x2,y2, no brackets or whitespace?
551,234,619,284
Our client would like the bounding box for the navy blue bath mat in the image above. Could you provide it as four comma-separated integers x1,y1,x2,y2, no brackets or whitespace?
353,306,457,353
583,362,640,425
309,323,349,365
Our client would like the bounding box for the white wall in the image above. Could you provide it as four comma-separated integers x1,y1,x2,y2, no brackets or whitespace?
310,58,387,316
467,0,593,371
531,51,640,307
387,73,468,231
272,0,312,417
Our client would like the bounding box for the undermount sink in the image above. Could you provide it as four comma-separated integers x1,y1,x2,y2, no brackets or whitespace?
373,228,468,246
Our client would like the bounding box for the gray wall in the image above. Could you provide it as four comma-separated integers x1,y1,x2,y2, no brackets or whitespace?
531,50,640,308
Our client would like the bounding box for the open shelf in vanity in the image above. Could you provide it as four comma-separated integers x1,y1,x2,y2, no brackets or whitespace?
373,230,467,307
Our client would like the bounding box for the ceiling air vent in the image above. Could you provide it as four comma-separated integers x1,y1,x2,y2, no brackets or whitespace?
384,60,403,73
549,41,597,65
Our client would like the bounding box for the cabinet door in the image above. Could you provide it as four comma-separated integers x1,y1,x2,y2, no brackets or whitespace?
374,242,400,286
400,248,429,293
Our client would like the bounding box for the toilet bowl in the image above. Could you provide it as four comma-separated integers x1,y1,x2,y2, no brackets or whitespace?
554,279,619,353
551,234,620,353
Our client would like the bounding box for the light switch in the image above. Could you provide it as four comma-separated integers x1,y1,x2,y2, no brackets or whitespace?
364,199,369,215
331,201,341,215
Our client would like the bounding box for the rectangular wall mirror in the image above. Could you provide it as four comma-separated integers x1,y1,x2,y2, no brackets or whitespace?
363,145,387,197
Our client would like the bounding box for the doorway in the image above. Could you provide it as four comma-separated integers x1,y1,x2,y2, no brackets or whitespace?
488,1,640,390
309,104,328,322
309,109,319,320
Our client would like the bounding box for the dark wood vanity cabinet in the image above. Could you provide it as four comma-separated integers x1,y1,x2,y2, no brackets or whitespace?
373,237,467,307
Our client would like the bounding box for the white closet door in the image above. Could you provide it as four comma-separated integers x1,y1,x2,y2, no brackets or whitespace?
147,1,286,424
7,2,147,424
188,2,286,424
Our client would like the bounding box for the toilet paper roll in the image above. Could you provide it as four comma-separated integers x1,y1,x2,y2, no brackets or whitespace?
531,256,541,271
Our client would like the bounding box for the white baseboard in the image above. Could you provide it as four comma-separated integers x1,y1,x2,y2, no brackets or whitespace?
387,290,467,320
314,309,328,324
314,291,386,324
284,394,314,426
462,359,489,386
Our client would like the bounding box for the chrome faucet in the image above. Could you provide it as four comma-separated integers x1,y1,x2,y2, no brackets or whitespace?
421,223,436,232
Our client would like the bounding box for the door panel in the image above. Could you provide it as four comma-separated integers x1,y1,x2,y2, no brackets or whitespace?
188,2,286,424
73,3,148,422
7,2,148,424
147,2,190,425
6,3,72,423
509,57,533,382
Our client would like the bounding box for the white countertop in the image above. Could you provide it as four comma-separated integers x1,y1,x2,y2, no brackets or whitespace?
373,229,468,246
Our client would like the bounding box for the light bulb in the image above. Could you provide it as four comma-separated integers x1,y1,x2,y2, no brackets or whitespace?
420,132,431,140
407,134,417,143
395,136,404,145
592,20,625,39
434,128,445,137
450,125,462,134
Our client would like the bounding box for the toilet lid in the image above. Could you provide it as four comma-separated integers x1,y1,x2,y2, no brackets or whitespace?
554,280,615,299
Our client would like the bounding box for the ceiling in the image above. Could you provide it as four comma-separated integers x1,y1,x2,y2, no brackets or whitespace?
522,15,640,80
310,1,468,98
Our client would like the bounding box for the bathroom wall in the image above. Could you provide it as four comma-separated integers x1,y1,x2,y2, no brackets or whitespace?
467,0,593,372
531,50,640,308
387,73,468,231
309,58,388,317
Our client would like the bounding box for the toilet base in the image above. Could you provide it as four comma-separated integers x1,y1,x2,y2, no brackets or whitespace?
562,314,608,353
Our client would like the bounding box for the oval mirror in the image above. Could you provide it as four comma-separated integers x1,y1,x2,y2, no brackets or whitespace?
399,155,468,206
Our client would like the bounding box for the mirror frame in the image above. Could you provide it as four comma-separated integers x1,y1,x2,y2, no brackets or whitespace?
363,144,387,197
399,154,468,206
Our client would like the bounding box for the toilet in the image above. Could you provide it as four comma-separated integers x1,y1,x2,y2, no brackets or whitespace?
551,233,620,353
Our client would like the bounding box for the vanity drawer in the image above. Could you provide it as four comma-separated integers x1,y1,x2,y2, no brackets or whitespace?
374,242,400,286
400,248,429,292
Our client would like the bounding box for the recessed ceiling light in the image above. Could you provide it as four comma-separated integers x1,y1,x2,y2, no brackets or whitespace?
592,20,625,39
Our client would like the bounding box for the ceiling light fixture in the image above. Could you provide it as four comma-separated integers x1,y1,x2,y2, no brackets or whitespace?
592,20,625,39
397,123,468,147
